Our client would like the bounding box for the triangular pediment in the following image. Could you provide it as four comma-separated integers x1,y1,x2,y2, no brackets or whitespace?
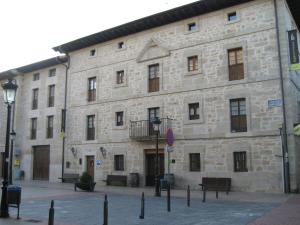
137,39,170,63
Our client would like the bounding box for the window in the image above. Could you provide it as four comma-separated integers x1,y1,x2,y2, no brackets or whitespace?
188,56,198,72
30,118,37,140
148,64,159,92
47,116,54,139
234,152,247,172
118,42,124,49
116,70,124,84
188,22,197,31
148,107,160,135
33,73,40,81
228,12,237,22
116,111,124,126
49,68,56,77
48,85,55,107
189,103,200,120
32,88,39,110
88,77,96,102
228,48,244,81
230,98,247,132
87,115,95,140
66,161,71,168
189,153,201,171
90,49,96,56
114,155,124,171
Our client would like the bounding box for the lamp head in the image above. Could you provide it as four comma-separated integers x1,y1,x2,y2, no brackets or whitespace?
153,116,161,131
2,79,18,104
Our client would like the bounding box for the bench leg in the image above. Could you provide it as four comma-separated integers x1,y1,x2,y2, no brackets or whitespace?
216,191,219,199
74,184,77,192
17,204,20,219
202,190,206,203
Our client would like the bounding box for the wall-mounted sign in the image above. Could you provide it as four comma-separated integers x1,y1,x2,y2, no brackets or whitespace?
96,160,102,167
288,30,299,64
268,99,282,108
166,128,174,146
14,159,20,166
290,63,300,71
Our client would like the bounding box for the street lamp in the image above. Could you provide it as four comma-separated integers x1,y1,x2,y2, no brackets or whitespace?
9,130,16,185
0,79,18,218
153,116,161,197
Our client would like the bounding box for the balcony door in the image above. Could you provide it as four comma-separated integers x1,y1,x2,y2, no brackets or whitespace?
148,107,160,136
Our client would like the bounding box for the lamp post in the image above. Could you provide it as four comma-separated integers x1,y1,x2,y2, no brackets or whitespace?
153,117,161,197
9,130,16,185
0,79,18,218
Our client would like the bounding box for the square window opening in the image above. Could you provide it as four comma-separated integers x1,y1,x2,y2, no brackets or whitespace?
90,49,96,57
118,42,124,49
188,22,197,31
228,12,237,22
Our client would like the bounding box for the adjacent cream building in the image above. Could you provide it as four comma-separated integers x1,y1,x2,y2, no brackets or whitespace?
1,0,299,192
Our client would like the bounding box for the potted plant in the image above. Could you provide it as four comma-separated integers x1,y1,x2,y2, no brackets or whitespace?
74,172,96,192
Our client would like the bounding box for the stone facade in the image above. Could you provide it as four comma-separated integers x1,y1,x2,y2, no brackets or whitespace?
0,0,299,192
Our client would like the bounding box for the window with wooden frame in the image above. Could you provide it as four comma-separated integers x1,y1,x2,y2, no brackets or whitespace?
116,70,124,84
234,151,247,172
114,155,124,171
33,73,40,81
228,48,244,81
88,77,96,102
87,115,95,140
49,68,56,77
116,111,124,126
189,103,200,120
32,88,39,110
230,98,247,132
48,85,55,107
189,153,201,171
47,115,54,139
31,118,37,140
148,64,159,92
188,56,198,72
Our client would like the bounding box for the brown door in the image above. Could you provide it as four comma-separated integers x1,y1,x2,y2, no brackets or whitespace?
33,146,50,180
145,150,164,186
86,156,94,179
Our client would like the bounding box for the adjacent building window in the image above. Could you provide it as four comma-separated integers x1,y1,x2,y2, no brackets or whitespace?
90,49,96,57
189,103,200,120
87,115,95,140
49,68,56,77
30,118,37,140
189,153,201,171
187,22,197,31
33,73,40,81
228,12,237,22
118,42,124,49
116,111,124,126
230,98,247,132
47,116,54,139
32,88,39,110
48,85,55,107
88,77,97,102
188,56,198,72
228,48,244,80
234,152,247,172
116,70,124,84
114,155,124,171
148,64,159,92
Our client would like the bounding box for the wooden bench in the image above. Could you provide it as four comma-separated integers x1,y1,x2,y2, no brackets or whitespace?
199,177,231,202
104,175,127,186
59,173,79,183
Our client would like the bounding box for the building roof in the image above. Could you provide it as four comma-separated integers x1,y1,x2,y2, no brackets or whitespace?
53,0,255,53
0,56,67,80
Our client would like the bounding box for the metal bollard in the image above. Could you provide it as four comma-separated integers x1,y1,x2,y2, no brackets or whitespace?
167,183,171,212
139,192,145,219
187,185,190,207
103,195,108,225
48,200,54,225
202,189,206,203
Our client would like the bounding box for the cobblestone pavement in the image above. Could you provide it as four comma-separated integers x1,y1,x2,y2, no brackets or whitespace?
0,181,297,225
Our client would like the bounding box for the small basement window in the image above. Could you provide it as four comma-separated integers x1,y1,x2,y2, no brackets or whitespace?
90,49,96,57
187,22,197,32
228,12,237,22
118,42,124,49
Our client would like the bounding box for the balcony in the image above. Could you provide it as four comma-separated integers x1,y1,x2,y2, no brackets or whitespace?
130,118,172,141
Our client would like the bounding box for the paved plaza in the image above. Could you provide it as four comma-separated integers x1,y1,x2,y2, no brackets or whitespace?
0,181,298,225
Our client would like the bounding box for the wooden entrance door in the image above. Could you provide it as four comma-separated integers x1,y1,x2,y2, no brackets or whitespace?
145,150,164,186
86,156,94,179
33,146,50,180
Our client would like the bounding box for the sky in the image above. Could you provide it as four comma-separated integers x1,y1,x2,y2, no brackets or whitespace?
0,0,196,72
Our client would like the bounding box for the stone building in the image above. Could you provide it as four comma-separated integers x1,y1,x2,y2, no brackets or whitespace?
1,0,300,192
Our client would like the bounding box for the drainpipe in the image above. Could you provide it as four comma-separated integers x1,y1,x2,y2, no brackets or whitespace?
273,0,290,193
56,53,70,182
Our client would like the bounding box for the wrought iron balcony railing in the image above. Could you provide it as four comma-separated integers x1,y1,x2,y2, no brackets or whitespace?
130,118,172,140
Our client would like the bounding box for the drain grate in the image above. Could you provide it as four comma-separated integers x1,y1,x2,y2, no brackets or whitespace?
24,219,42,223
